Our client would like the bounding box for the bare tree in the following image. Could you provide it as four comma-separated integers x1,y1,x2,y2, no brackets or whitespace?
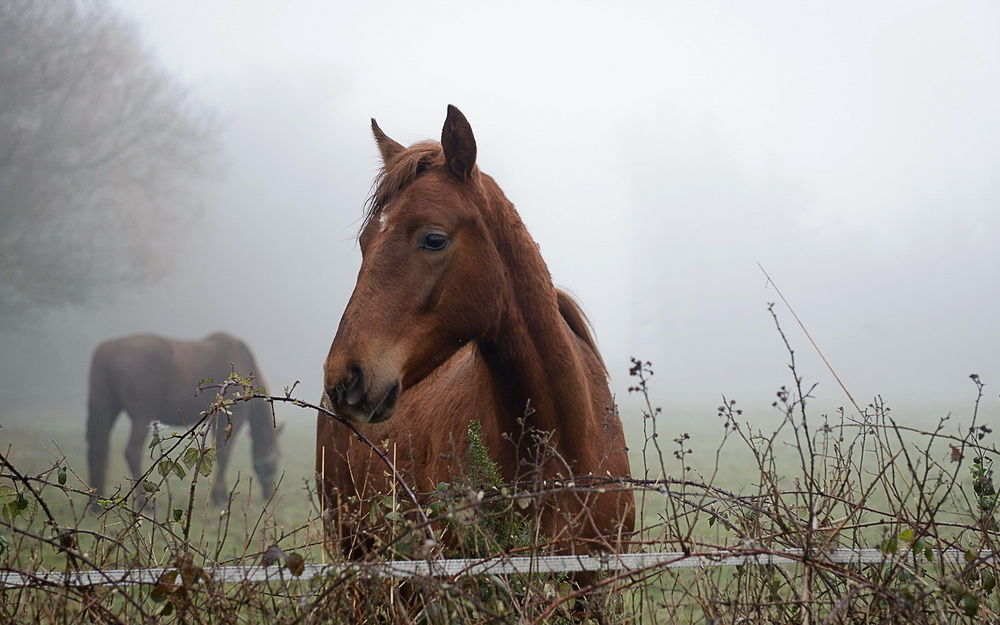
0,1,214,320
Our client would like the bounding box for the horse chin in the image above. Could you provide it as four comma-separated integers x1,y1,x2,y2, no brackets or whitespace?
367,407,393,424
367,383,399,423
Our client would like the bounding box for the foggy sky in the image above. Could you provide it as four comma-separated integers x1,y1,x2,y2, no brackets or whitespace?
2,1,998,431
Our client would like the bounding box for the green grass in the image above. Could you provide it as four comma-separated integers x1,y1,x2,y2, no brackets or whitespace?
2,398,322,571
3,373,998,623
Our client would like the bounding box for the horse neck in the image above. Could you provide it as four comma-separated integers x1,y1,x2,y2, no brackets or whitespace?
481,199,597,471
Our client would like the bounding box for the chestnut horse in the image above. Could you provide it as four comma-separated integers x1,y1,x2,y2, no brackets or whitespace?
317,106,634,554
87,332,279,506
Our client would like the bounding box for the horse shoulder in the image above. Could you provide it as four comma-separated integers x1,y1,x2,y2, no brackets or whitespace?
93,336,170,417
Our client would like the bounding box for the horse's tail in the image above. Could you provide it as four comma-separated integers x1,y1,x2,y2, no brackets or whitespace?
86,342,121,498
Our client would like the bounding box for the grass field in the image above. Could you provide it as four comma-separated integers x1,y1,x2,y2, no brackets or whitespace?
3,362,999,623
0,377,975,549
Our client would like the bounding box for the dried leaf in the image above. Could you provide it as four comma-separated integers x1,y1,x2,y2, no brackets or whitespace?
950,444,964,463
57,529,76,551
284,552,305,577
150,570,177,603
261,544,284,567
178,559,203,586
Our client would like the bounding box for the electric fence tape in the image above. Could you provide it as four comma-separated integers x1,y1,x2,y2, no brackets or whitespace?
2,548,994,588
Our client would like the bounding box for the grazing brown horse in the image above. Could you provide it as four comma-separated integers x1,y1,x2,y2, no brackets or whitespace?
317,106,634,555
87,332,279,506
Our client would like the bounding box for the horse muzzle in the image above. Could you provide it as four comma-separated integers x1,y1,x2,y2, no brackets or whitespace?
325,365,400,424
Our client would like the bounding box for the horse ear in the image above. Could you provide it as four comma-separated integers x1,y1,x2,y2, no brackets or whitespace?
441,104,476,182
371,118,404,163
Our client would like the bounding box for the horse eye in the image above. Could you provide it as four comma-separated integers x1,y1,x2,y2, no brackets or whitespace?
418,232,450,251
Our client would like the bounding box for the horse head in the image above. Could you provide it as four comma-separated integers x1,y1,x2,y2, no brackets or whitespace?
324,106,507,424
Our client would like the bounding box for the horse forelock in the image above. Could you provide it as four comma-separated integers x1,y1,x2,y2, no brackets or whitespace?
362,141,445,233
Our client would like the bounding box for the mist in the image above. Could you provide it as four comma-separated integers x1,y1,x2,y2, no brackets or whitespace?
2,0,998,441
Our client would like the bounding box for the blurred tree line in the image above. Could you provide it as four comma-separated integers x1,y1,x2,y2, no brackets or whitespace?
0,1,214,323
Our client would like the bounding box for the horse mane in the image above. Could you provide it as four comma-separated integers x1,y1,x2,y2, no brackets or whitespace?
555,289,606,373
363,141,446,231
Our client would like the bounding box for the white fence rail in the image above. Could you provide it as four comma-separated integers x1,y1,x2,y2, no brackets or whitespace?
2,548,993,588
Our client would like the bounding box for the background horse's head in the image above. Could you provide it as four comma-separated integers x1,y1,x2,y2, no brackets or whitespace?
324,106,509,424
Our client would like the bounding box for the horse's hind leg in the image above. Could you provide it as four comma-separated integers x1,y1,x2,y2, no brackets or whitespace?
124,416,151,511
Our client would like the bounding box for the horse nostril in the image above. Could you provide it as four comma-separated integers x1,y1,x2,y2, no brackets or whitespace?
345,366,364,406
